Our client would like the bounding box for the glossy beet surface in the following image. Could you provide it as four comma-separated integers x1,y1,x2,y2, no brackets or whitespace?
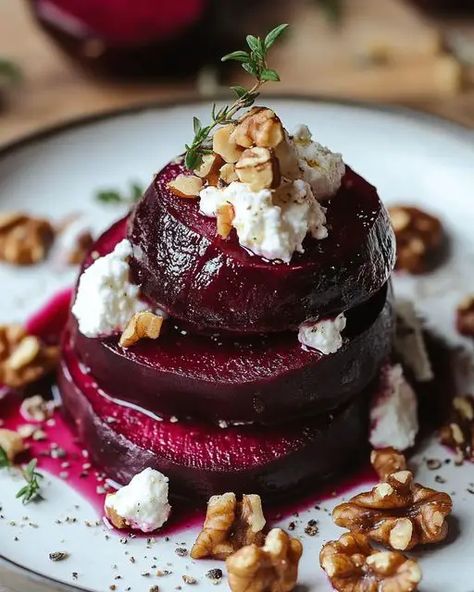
73,219,393,424
59,338,371,499
129,163,396,334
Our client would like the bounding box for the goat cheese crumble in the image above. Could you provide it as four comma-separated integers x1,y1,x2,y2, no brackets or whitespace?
292,125,346,200
105,468,171,533
370,364,419,451
298,313,347,354
199,180,327,263
72,239,146,337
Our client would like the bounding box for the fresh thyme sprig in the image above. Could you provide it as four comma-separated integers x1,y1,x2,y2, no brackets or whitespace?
184,24,289,170
16,459,44,505
95,181,144,205
0,446,11,469
0,58,22,85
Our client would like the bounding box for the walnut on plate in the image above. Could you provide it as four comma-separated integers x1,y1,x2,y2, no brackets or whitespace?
456,295,474,338
119,311,164,348
439,394,474,463
0,212,54,265
388,206,443,274
191,492,267,560
333,451,452,551
0,428,25,462
371,448,407,482
0,325,59,388
320,532,421,592
226,528,302,592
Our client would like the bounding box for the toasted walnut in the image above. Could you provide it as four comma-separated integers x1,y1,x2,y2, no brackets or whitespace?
388,206,443,274
216,204,235,240
0,212,54,265
371,448,407,481
213,125,244,164
456,295,474,338
168,174,203,198
119,311,164,348
0,326,59,389
220,163,238,185
0,429,25,461
20,395,55,422
320,532,421,592
104,497,127,529
194,153,225,186
439,394,474,463
333,467,452,551
191,492,267,560
231,107,284,149
226,528,302,592
235,147,281,191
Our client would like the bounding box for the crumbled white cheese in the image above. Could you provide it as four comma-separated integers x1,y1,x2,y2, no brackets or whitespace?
105,468,171,533
292,125,345,200
72,239,146,337
370,364,419,451
298,313,347,354
199,180,327,263
394,299,433,382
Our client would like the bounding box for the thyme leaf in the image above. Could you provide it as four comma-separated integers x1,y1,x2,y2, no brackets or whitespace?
0,446,11,469
16,459,44,505
95,182,144,205
184,24,289,170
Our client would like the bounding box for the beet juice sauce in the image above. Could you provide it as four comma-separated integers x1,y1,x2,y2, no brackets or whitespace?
1,289,380,534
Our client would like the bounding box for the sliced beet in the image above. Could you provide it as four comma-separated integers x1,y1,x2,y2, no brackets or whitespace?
59,338,371,499
128,163,395,334
74,219,393,424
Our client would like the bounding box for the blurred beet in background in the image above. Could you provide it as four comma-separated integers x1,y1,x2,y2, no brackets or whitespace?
29,0,255,77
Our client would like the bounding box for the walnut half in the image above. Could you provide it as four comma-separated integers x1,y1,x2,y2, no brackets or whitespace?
439,394,474,463
333,463,452,551
371,448,407,482
0,212,55,265
320,532,422,592
0,325,59,388
191,492,266,560
226,528,302,592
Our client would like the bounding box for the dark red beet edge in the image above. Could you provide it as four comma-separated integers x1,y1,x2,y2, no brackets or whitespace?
73,218,393,424
59,339,371,499
128,164,396,334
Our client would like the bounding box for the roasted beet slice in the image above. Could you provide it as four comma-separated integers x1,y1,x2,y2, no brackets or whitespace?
128,163,395,334
73,219,393,424
59,338,371,499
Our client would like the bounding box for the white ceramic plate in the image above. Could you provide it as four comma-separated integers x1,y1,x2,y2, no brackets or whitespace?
0,98,473,592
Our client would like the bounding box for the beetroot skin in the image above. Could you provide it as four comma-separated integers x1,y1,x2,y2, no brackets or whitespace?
73,219,393,424
59,337,371,500
128,163,396,334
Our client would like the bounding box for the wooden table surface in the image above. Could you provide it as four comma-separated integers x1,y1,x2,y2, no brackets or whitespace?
1,0,474,148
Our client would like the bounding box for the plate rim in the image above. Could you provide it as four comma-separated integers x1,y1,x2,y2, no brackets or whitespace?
0,94,473,161
0,93,472,592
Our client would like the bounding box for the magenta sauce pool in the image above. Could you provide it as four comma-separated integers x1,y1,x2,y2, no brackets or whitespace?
1,288,377,536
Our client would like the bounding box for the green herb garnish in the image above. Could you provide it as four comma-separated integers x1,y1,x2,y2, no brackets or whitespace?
16,459,44,505
0,58,22,85
0,446,11,469
95,181,144,205
184,23,289,171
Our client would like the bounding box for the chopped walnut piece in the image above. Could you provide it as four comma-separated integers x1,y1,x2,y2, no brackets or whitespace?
168,174,203,198
0,428,25,461
216,204,235,240
0,212,54,265
320,532,421,592
456,295,474,338
191,492,267,560
231,107,284,149
235,147,281,191
226,528,302,592
333,466,452,551
0,326,59,389
388,206,443,274
213,125,244,164
439,394,474,462
20,395,55,422
194,153,225,186
371,448,407,481
220,163,238,185
119,311,164,348
67,231,94,265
